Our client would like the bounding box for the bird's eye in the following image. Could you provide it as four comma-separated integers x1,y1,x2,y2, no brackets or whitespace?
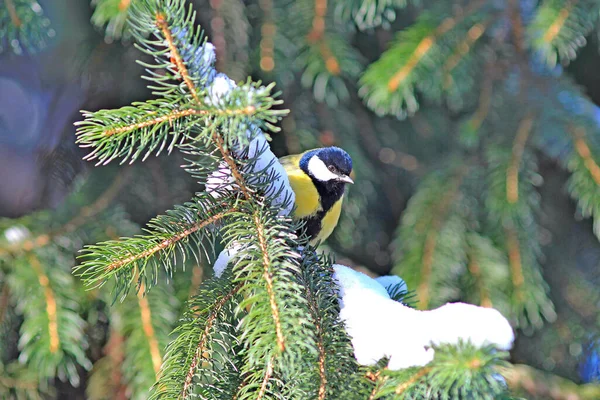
328,165,335,172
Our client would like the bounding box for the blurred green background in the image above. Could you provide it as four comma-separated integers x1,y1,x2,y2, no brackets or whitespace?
1,0,600,398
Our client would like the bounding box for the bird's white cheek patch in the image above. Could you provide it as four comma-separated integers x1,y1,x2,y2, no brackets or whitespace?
308,156,338,182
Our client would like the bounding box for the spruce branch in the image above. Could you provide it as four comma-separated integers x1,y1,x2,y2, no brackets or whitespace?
506,112,535,204
504,225,525,300
367,370,387,400
7,250,91,386
462,61,495,137
110,281,177,400
416,171,465,308
76,199,234,295
0,170,128,258
316,337,327,399
466,238,492,308
394,366,431,395
307,0,327,47
503,363,600,400
253,211,285,352
0,0,53,54
4,0,20,26
485,147,555,328
154,11,202,102
86,329,128,400
142,1,285,198
361,17,437,116
392,167,469,309
283,0,363,106
542,1,574,44
566,125,600,240
0,362,47,399
79,0,286,168
150,275,242,399
0,283,9,327
528,0,600,67
222,207,312,370
442,19,490,90
28,254,60,354
426,343,509,398
180,283,241,398
76,16,296,398
76,99,262,166
211,129,252,200
571,126,600,185
507,0,526,54
359,0,488,117
91,0,133,40
136,282,163,378
89,108,198,137
463,233,511,313
101,210,225,273
315,40,340,77
300,33,362,105
335,0,410,30
296,252,357,399
372,343,510,398
256,356,274,400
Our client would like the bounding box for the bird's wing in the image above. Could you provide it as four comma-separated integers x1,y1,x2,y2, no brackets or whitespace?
278,154,301,170
279,153,321,218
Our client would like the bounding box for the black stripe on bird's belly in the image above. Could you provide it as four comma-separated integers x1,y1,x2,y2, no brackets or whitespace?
302,211,327,240
301,179,346,242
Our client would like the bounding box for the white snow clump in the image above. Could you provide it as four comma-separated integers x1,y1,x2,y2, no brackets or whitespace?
243,133,295,214
333,264,514,370
203,68,295,213
213,244,242,278
205,73,236,107
3,225,30,244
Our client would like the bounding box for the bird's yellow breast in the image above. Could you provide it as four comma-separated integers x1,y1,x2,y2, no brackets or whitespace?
313,197,343,244
286,167,321,218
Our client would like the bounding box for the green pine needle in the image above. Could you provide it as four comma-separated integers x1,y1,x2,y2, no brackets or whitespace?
0,0,53,54
527,0,600,68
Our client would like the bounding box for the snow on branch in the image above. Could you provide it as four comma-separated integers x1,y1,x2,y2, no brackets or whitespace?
173,32,295,214
333,265,514,370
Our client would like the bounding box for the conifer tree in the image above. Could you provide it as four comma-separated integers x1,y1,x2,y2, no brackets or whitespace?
70,1,516,397
1,0,600,399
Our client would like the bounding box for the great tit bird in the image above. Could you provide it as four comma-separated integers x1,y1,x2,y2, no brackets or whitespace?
279,147,353,245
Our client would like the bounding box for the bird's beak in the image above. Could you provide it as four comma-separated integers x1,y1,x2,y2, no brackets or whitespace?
339,174,354,184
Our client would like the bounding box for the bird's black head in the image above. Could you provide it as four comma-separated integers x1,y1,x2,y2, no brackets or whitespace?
299,147,354,185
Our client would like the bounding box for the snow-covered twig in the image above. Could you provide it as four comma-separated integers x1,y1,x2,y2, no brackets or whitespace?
188,44,294,214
